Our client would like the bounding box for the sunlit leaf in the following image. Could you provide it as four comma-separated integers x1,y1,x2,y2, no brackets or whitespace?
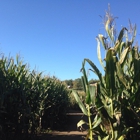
72,90,88,116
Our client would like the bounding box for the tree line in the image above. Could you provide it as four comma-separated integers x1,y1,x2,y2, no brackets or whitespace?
63,78,99,90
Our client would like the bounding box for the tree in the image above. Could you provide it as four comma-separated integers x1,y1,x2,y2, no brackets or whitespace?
88,79,99,84
64,79,73,87
73,78,83,90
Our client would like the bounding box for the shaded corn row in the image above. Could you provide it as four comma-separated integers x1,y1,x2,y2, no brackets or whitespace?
0,55,70,139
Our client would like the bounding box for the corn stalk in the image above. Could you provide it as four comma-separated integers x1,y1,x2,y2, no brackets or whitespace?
0,54,70,139
73,7,140,140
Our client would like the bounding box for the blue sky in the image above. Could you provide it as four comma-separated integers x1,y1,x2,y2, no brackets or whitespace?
0,0,140,80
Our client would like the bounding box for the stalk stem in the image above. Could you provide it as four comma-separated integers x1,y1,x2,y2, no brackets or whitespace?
88,105,93,140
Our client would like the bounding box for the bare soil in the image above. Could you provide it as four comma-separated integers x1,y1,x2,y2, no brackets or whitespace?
37,110,92,140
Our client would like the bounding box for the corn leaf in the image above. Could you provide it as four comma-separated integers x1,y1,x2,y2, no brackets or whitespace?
114,40,121,53
105,19,114,42
105,49,115,96
100,93,113,119
89,85,96,105
98,34,107,50
119,47,129,66
81,76,86,93
72,90,88,116
118,42,125,59
77,120,88,128
116,62,129,89
92,114,102,129
81,63,91,104
118,136,125,140
118,27,126,42
96,37,105,70
103,135,109,140
83,58,105,88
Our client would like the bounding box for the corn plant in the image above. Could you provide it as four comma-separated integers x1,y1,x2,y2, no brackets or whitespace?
0,55,30,138
41,77,70,129
72,63,101,140
0,54,70,139
73,8,140,140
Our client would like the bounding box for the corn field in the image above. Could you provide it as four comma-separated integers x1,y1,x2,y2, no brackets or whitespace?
73,8,140,140
0,55,70,140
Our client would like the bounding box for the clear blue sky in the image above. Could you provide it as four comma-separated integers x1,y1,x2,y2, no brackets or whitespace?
0,0,140,80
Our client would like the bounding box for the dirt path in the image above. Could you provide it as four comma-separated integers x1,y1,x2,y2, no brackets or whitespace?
38,110,90,140
37,110,98,140
39,131,87,140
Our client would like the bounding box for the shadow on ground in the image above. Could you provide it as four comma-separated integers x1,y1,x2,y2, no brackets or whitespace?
38,133,86,140
37,110,97,140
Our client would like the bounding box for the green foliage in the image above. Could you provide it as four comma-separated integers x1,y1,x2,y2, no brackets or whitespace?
0,54,70,139
63,78,83,90
64,79,73,87
69,90,85,110
72,64,97,140
72,7,140,140
89,79,99,85
73,78,83,90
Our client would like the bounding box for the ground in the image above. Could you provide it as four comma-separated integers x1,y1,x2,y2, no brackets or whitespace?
37,110,92,140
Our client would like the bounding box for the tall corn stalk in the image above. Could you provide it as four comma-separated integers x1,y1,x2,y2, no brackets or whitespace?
73,7,140,140
0,54,70,139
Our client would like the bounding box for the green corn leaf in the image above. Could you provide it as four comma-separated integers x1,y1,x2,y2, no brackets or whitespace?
114,40,121,52
89,85,96,105
134,59,140,75
17,65,26,78
72,90,88,116
122,90,130,98
83,59,105,88
100,85,108,96
96,37,105,70
100,94,113,119
114,131,118,140
81,62,88,84
92,114,102,129
118,42,125,58
85,89,91,104
98,136,102,140
105,19,114,42
119,47,129,66
81,63,91,104
98,34,107,50
81,76,86,93
116,62,129,89
118,27,127,42
103,135,109,140
118,136,125,140
105,49,115,95
77,120,88,128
